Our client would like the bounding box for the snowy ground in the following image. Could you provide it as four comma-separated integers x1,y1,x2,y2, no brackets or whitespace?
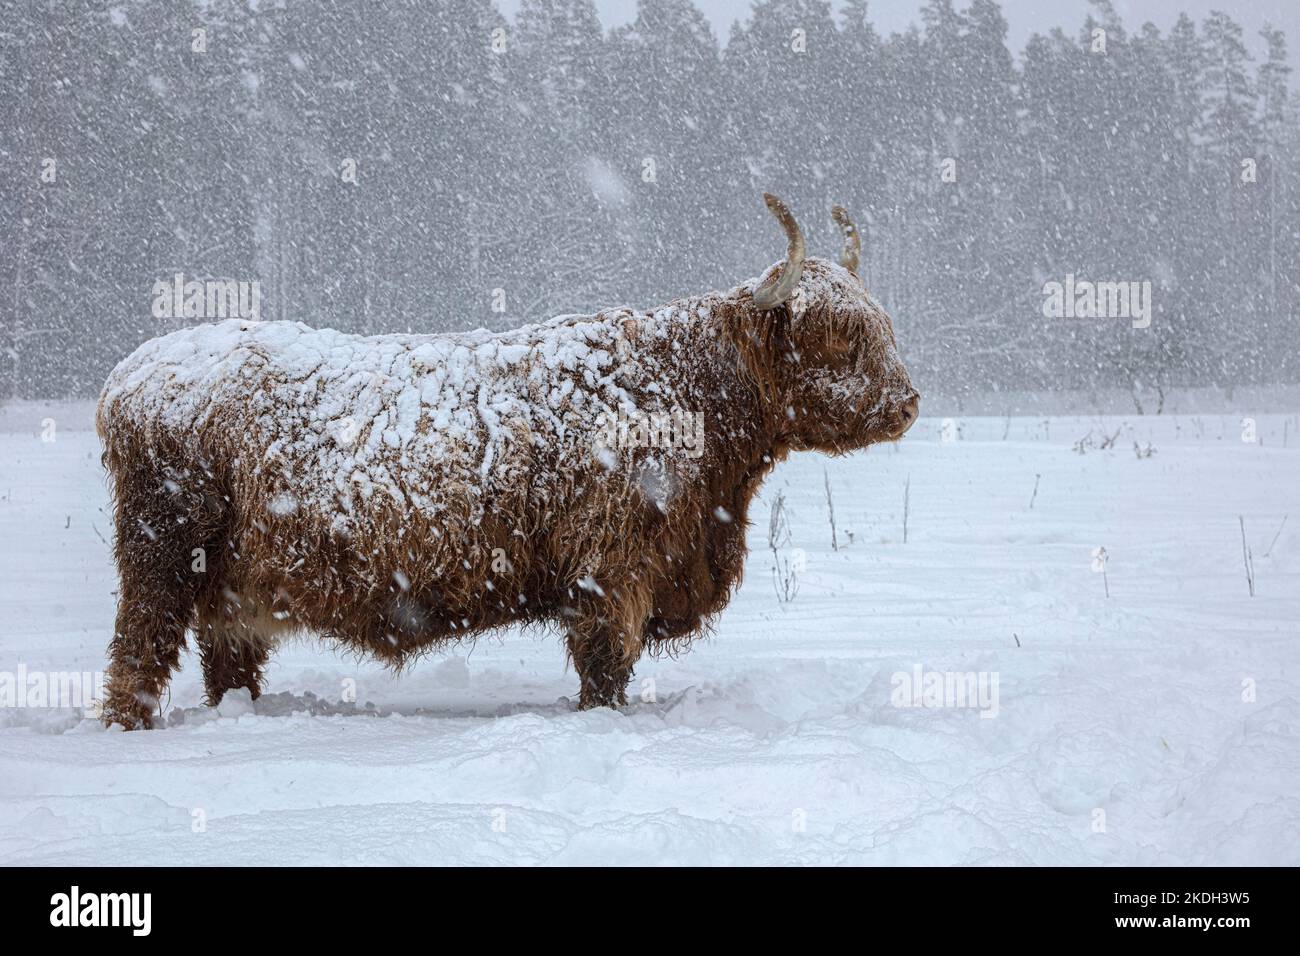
1,402,1298,865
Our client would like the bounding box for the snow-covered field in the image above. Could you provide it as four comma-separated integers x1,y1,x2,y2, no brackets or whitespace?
1,402,1297,865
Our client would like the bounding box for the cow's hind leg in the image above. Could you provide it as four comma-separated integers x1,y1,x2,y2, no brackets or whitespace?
102,444,224,729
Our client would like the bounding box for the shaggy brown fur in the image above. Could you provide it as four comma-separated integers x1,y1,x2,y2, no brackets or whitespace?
97,199,918,729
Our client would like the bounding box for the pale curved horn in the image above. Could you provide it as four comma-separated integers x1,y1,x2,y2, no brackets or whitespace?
831,204,861,278
752,193,806,310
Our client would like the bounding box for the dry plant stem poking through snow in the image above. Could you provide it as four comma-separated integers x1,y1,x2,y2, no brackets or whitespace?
1240,517,1257,597
1264,515,1288,558
903,475,911,544
824,468,838,551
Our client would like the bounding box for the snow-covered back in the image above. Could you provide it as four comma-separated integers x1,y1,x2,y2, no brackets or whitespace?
99,307,704,517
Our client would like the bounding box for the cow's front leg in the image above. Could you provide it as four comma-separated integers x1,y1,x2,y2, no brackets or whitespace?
566,585,650,709
195,618,272,707
567,625,638,708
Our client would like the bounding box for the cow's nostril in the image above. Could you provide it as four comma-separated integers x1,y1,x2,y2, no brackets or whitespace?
890,395,920,437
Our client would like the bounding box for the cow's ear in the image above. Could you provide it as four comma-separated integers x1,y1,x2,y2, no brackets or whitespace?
752,194,806,310
720,299,785,403
831,204,862,283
